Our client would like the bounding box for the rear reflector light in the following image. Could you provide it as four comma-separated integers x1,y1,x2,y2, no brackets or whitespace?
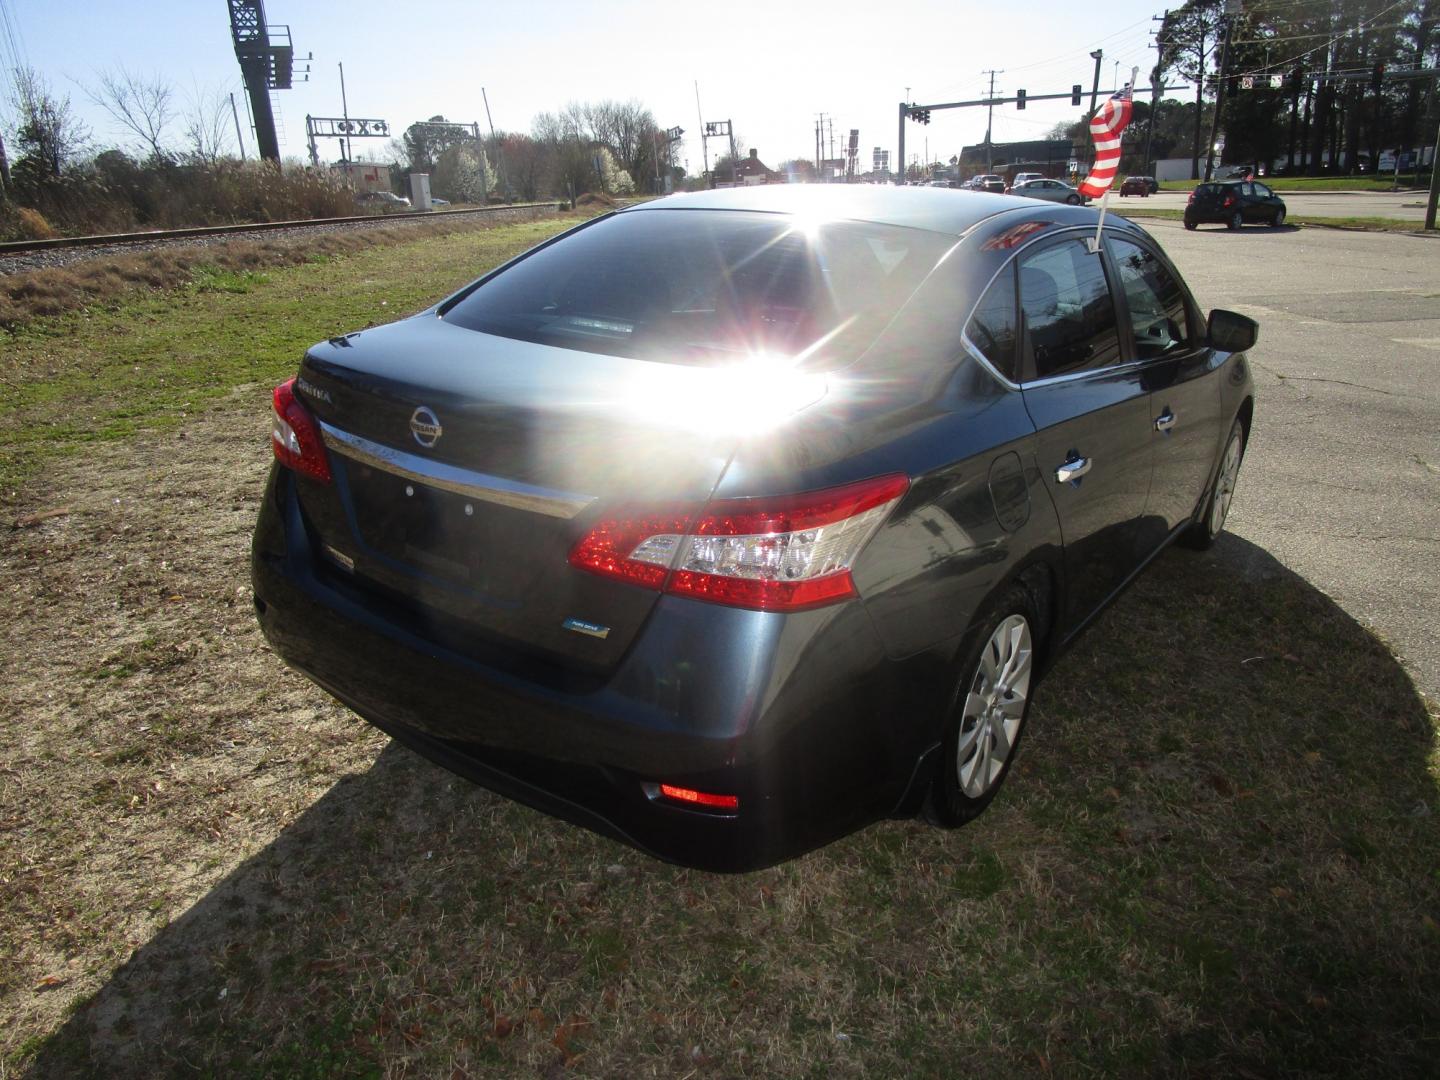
271,378,332,483
657,784,740,810
1187,191,1195,203
569,474,909,613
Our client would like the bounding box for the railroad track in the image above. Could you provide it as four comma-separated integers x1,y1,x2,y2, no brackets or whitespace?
0,202,565,258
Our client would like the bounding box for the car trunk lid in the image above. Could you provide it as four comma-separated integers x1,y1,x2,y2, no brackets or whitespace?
290,316,757,673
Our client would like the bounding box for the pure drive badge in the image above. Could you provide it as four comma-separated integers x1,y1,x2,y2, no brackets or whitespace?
563,618,611,640
410,405,442,448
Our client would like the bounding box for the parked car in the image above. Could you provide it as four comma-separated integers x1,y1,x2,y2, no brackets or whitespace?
973,173,1006,193
355,190,411,212
1120,176,1160,196
1184,180,1287,229
1008,172,1045,191
1010,178,1087,204
253,185,1257,871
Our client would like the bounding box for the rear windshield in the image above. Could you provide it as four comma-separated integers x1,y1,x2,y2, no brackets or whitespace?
1194,183,1228,197
442,209,951,367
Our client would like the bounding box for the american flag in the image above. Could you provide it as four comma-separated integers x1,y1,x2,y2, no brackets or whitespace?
1078,80,1135,200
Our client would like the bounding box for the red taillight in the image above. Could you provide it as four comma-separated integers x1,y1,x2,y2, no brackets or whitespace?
271,378,332,483
568,474,909,613
1187,191,1196,203
657,784,739,811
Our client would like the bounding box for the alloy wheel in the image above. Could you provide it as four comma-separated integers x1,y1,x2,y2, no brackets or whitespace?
1229,211,1244,230
1209,430,1243,536
956,615,1033,798
1274,208,1286,227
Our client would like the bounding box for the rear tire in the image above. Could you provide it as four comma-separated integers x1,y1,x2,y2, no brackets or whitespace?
924,585,1038,828
1066,194,1080,205
1227,210,1244,230
1184,218,1197,230
1180,418,1245,550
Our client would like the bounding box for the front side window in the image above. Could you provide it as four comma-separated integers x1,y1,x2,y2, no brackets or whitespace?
1253,182,1273,198
442,210,951,368
1018,239,1121,380
1107,237,1192,360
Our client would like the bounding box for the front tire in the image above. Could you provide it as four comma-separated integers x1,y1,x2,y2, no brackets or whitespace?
1227,210,1244,230
1273,207,1286,227
926,586,1038,827
1066,194,1080,205
1180,418,1245,550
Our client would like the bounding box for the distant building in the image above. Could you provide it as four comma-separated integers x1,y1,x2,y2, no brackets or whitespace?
958,140,1072,179
734,148,781,185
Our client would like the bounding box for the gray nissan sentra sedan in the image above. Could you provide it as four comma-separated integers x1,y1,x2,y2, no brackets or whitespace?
252,185,1256,871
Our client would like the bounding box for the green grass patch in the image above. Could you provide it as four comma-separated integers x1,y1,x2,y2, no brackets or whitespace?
0,216,576,501
1157,174,1432,192
1115,205,1424,232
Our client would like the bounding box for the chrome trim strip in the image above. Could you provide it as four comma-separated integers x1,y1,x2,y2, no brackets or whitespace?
319,422,596,520
960,331,1022,391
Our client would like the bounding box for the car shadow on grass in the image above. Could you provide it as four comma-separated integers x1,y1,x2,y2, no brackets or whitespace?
23,535,1439,1079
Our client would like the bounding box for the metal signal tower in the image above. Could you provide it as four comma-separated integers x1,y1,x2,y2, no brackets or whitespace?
228,1,307,162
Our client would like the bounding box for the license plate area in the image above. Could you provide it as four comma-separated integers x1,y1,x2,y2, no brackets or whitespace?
348,464,480,583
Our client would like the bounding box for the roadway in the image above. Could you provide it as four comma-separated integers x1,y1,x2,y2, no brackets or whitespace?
1143,219,1440,696
1132,188,1433,221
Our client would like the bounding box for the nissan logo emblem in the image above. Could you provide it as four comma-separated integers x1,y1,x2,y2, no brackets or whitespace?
410,406,442,448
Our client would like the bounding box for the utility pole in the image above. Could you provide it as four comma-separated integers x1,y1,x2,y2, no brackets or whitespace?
229,92,247,160
695,82,710,187
338,62,351,162
481,87,508,198
982,68,1003,171
1088,49,1104,118
1204,2,1238,181
1426,111,1439,229
1143,13,1168,179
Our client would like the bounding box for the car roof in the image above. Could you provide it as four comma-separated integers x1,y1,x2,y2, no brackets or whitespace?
626,185,1051,236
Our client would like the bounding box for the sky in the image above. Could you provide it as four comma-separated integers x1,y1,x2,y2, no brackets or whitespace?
2,0,1176,175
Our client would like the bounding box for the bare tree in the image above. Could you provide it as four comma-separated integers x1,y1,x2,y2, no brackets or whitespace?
89,66,174,161
181,84,232,165
8,66,89,180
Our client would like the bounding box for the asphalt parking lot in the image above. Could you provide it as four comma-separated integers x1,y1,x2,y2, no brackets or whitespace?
1141,219,1440,697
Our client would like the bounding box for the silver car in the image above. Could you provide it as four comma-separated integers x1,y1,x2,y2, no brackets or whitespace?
1011,178,1087,205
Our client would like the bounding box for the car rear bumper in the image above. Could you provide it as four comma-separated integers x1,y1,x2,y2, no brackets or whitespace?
251,465,948,872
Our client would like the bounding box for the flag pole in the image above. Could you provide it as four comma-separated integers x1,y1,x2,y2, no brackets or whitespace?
1089,190,1110,253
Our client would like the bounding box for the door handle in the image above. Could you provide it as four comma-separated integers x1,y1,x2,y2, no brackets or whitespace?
1155,409,1177,432
1055,456,1092,483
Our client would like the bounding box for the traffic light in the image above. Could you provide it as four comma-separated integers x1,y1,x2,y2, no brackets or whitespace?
1016,89,1027,110
909,108,931,124
1371,63,1386,91
1071,84,1082,106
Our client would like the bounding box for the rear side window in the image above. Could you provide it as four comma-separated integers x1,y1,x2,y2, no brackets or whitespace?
1107,237,1191,360
1018,239,1121,380
965,264,1018,381
442,209,951,368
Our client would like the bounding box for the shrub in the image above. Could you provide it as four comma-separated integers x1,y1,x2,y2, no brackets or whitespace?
15,208,56,240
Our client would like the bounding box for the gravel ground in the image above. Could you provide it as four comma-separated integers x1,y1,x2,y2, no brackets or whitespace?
0,205,558,277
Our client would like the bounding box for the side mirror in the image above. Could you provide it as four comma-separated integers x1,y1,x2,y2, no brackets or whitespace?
1208,309,1259,353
